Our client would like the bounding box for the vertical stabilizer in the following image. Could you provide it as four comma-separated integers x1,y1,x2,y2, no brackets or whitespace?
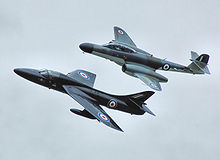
188,51,210,74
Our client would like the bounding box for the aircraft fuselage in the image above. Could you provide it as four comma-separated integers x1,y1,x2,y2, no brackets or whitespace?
14,68,145,115
79,42,191,74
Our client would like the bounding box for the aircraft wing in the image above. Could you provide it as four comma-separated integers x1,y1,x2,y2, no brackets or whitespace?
63,85,123,132
67,70,96,88
114,26,136,47
134,73,162,91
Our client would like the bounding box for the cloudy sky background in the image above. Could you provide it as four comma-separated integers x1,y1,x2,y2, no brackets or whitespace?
1,0,220,159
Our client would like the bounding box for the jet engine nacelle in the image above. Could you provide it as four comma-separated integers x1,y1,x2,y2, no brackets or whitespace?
122,64,168,82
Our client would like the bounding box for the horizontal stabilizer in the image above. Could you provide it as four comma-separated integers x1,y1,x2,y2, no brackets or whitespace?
141,104,155,116
70,108,96,119
191,51,199,61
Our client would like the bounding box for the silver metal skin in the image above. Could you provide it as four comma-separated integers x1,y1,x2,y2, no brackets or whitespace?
79,26,210,91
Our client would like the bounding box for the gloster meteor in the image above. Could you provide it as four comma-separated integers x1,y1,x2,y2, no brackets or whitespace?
79,26,210,91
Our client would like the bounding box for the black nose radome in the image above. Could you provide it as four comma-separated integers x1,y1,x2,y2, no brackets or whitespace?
14,68,25,76
14,68,34,78
79,43,94,53
14,68,43,80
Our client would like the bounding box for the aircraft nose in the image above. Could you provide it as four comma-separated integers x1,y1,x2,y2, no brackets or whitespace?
14,68,41,79
79,43,94,53
14,68,28,77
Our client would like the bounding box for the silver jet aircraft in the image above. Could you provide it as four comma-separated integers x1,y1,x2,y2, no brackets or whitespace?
79,26,210,91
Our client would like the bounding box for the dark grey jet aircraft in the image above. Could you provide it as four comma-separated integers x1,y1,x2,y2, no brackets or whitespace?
79,26,210,91
14,68,155,132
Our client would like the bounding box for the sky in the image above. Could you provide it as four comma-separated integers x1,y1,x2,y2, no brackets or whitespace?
1,0,220,159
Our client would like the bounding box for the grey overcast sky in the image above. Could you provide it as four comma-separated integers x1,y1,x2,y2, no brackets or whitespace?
1,0,220,159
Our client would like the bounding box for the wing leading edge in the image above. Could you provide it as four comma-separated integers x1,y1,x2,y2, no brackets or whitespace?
63,85,123,132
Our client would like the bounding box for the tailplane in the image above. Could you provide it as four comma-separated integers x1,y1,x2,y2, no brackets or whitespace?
188,51,210,74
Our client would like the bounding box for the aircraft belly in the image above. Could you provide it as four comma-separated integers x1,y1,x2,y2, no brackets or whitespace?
92,51,125,66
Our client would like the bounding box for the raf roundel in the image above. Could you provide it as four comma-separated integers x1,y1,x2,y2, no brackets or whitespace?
162,64,170,71
78,71,90,80
118,30,124,35
150,82,158,89
108,99,117,108
98,113,109,121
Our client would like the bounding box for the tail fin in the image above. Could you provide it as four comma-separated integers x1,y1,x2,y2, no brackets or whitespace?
128,91,154,103
127,91,155,116
188,51,210,74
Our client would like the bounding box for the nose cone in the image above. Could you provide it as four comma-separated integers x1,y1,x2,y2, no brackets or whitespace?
14,68,30,77
14,68,42,80
79,43,94,53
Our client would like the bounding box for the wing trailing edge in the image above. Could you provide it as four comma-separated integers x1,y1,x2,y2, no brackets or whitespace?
70,108,96,119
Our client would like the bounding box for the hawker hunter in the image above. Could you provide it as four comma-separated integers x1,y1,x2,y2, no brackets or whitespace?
14,68,155,132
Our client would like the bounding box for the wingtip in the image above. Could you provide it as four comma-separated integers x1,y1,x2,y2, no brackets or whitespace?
117,127,124,132
110,121,124,132
114,26,124,31
151,112,156,116
112,124,124,132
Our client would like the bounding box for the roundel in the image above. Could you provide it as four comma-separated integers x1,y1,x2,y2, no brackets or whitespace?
162,64,170,71
108,99,117,108
78,71,90,80
150,82,158,89
98,113,109,121
118,30,124,35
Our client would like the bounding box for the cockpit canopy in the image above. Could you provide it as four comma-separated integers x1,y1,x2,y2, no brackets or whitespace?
103,44,135,53
39,69,60,79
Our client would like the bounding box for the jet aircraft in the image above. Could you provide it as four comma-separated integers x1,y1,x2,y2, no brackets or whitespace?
79,26,210,91
14,68,155,132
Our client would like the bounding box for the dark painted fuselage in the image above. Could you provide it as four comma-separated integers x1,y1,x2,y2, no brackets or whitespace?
14,68,145,115
94,43,164,69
